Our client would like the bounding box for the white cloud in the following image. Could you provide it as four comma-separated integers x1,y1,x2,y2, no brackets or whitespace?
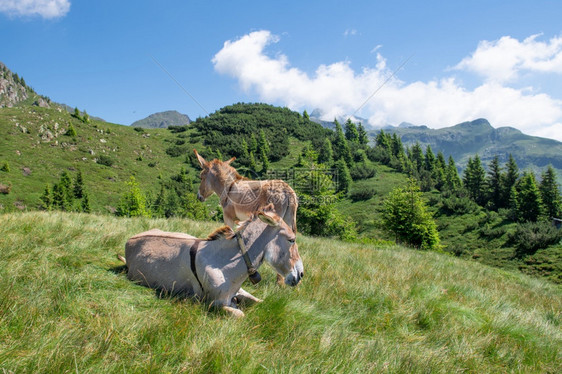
344,29,358,37
0,0,70,19
454,34,562,83
213,30,562,142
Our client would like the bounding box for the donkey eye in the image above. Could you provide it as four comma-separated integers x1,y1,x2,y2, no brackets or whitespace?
288,238,296,244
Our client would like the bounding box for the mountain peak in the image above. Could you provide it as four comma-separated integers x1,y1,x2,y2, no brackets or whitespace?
131,110,191,128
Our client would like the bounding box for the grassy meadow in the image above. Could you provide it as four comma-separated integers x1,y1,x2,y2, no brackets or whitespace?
0,211,560,373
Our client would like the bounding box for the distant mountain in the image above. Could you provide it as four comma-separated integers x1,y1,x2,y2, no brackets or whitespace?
380,118,562,183
131,110,191,128
308,108,371,130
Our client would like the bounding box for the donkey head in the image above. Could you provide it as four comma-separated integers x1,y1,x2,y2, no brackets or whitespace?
194,149,236,202
255,206,303,287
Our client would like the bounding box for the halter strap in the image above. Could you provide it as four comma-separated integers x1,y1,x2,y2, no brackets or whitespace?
189,240,204,293
235,231,262,284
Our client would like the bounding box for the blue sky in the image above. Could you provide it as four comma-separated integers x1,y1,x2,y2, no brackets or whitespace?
1,0,562,141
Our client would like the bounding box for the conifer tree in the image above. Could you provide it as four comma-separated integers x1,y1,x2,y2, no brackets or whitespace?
503,154,519,202
539,165,562,218
424,145,436,173
318,137,333,165
249,151,257,171
81,192,91,213
335,158,352,193
40,184,52,211
249,133,258,154
344,119,359,143
357,123,368,146
382,179,440,250
517,172,544,222
73,170,84,199
333,119,352,165
258,129,270,157
487,156,503,210
463,155,487,205
409,142,424,173
303,110,309,120
116,176,150,217
261,147,270,173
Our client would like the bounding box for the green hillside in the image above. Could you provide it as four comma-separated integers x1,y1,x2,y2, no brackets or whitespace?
0,106,199,213
0,211,560,373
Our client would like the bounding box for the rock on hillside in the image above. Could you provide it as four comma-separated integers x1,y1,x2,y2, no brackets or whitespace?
0,62,51,108
131,110,191,128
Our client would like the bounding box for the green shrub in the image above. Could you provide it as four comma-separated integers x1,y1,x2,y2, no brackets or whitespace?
65,124,77,137
440,191,478,215
509,221,562,256
0,162,9,172
349,162,377,181
349,185,376,201
133,127,144,132
97,155,114,167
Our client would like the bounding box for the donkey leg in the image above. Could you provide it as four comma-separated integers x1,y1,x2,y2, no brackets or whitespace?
221,305,245,318
235,288,263,306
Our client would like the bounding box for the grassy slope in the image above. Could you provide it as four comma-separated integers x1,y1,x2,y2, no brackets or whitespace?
0,212,560,373
0,106,198,212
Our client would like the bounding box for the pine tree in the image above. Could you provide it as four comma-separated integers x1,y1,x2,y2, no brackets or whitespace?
539,165,562,218
303,110,309,120
318,137,333,165
382,179,440,250
344,119,359,143
249,134,258,154
261,147,270,173
335,158,352,193
463,155,487,205
258,129,270,157
249,151,257,171
487,156,503,210
81,192,91,213
517,172,544,222
409,142,424,173
424,145,436,173
503,154,519,202
73,170,84,199
66,124,77,137
116,176,150,217
40,184,52,211
390,133,403,158
333,120,352,165
357,123,369,146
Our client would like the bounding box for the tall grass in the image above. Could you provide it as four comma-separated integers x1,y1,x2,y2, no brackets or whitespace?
0,212,560,373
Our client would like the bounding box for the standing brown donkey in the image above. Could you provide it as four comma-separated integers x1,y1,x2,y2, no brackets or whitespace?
194,149,298,233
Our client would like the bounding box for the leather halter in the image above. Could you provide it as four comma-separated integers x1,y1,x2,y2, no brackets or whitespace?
235,231,262,284
189,240,204,293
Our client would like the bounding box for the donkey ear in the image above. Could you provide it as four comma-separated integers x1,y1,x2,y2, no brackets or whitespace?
257,211,280,227
194,149,208,168
225,156,236,165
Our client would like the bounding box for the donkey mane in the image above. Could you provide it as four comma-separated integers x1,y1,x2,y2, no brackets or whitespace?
204,208,278,242
206,225,235,241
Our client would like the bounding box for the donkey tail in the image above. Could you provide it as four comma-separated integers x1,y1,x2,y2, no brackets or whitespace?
116,254,126,265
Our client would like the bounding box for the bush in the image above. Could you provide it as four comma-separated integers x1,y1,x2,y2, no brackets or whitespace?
1,162,9,172
440,191,478,215
349,185,376,201
133,127,145,132
97,155,114,167
350,163,377,181
509,221,562,256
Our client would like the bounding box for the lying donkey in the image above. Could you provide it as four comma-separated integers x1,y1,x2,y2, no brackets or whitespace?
119,206,304,317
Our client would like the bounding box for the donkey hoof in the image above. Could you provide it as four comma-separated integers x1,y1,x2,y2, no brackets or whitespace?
223,306,245,318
